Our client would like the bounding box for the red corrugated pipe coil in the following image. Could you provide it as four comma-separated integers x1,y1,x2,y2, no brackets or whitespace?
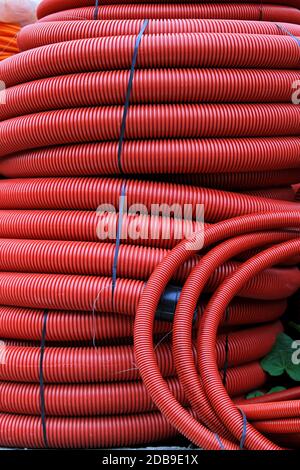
0,0,299,449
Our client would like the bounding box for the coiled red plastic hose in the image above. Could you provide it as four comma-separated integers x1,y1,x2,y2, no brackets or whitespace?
134,212,300,450
3,104,300,160
0,378,185,416
172,232,300,442
0,238,297,298
3,68,300,121
0,322,278,384
36,0,300,21
0,178,297,222
0,299,286,342
2,34,300,89
37,4,300,24
0,0,300,450
2,138,300,179
0,412,177,448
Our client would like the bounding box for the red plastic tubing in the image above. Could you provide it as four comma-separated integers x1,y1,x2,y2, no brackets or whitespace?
1,0,300,449
172,232,299,442
0,237,298,295
0,178,297,222
36,0,300,21
2,69,300,120
1,138,300,179
2,104,300,157
1,34,300,88
134,211,300,450
0,323,279,384
37,4,300,24
0,412,177,448
18,19,300,51
0,299,286,342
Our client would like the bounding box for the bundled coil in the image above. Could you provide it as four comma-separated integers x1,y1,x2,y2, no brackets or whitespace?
0,0,299,449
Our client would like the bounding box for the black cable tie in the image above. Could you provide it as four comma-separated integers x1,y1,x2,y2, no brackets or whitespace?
222,307,230,388
112,181,127,304
117,19,149,173
94,0,99,20
239,409,248,450
259,1,263,21
276,23,300,48
214,433,225,450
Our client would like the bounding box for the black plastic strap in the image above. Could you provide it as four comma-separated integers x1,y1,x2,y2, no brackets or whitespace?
39,310,48,448
94,0,99,20
258,1,263,21
155,285,198,322
276,23,300,48
117,19,149,173
215,410,247,450
214,433,225,450
112,181,127,302
222,307,230,387
239,409,248,450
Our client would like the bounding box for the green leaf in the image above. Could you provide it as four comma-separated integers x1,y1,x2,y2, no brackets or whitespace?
261,333,300,382
286,337,300,381
246,390,265,400
246,386,287,400
261,333,292,377
267,386,286,395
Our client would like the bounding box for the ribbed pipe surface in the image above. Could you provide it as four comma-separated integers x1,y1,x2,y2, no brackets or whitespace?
1,0,300,450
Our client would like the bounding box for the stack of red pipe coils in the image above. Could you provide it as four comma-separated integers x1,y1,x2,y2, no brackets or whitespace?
0,0,299,449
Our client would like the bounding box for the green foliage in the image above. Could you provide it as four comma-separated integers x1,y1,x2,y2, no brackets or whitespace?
261,333,300,381
246,386,286,400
